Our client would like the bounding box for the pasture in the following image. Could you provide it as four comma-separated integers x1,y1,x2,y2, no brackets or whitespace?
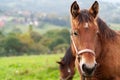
0,54,79,80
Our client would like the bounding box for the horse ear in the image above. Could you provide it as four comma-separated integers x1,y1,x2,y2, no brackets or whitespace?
56,61,62,64
70,1,80,18
89,1,99,18
56,61,64,66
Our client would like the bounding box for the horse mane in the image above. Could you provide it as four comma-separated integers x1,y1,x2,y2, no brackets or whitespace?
97,18,117,41
76,10,117,42
62,46,75,65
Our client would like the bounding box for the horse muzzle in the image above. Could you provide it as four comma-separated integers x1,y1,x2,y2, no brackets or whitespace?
82,63,97,77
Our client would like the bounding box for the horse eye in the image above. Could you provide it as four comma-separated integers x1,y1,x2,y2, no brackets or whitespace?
73,31,78,36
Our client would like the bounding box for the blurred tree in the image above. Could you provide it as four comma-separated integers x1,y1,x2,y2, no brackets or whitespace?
58,28,70,44
0,30,5,56
54,43,69,53
44,29,58,38
3,35,23,56
18,32,34,46
29,43,50,54
18,32,34,54
0,28,70,56
40,37,52,47
30,31,42,43
42,29,70,52
29,24,33,33
48,37,66,50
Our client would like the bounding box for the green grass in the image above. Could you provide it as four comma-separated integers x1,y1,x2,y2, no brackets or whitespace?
0,54,80,80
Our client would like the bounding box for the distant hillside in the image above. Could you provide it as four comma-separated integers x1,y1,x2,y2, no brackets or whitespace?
0,0,120,23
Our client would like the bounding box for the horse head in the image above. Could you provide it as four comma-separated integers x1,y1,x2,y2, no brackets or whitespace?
70,1,99,77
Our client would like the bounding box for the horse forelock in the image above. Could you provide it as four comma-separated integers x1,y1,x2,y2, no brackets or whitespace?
77,10,94,24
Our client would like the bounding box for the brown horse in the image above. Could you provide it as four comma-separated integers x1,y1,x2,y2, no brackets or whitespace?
70,1,120,80
57,46,75,80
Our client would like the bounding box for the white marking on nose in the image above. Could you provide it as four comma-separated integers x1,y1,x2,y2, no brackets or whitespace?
79,58,86,73
85,61,97,68
79,57,96,73
84,23,89,28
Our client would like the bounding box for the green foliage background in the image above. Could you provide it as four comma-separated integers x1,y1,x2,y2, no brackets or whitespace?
0,25,70,56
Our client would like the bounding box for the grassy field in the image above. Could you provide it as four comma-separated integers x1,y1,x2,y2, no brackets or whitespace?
0,54,80,80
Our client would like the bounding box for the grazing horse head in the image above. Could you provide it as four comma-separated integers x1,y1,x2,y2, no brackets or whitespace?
57,60,74,80
70,1,99,77
57,47,75,80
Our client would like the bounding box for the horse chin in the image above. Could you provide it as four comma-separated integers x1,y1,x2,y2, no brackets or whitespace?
82,72,94,78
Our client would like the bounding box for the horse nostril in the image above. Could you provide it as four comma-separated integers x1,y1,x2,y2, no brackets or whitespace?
82,64,96,75
82,64,86,72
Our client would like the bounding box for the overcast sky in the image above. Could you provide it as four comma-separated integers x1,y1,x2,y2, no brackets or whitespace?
101,0,120,3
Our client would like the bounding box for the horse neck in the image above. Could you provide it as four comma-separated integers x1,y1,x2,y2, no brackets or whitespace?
69,46,75,67
95,18,120,66
63,46,75,65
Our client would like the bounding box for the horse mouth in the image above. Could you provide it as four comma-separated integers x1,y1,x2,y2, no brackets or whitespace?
81,63,98,78
82,72,94,78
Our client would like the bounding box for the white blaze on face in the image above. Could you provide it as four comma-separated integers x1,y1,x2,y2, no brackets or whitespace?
67,67,71,73
84,23,89,28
